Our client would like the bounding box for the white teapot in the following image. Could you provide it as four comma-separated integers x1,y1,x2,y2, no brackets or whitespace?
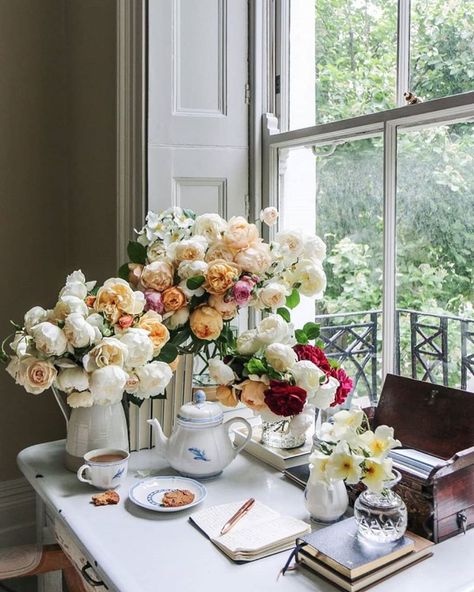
148,390,252,479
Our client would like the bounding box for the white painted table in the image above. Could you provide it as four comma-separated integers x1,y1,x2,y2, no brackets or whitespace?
18,441,474,592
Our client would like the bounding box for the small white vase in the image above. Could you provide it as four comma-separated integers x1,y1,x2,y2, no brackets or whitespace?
304,478,349,523
65,403,129,472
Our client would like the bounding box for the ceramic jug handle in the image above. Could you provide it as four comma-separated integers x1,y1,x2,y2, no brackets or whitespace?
226,418,252,455
77,464,92,485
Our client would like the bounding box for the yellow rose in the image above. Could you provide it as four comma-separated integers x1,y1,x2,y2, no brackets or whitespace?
205,259,240,295
162,287,187,312
94,278,140,324
205,241,236,263
239,379,268,412
189,305,223,341
137,310,170,355
223,216,259,251
141,261,174,292
216,385,238,408
208,294,237,320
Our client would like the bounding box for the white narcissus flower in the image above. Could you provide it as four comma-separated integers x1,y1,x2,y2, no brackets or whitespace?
30,322,68,356
326,442,363,485
333,409,364,438
165,306,190,330
292,259,326,298
236,329,260,355
192,213,228,242
257,282,288,310
64,313,99,348
274,230,305,262
208,359,234,386
308,450,331,483
259,207,279,226
312,375,339,409
118,328,154,370
53,295,88,320
89,365,128,405
56,367,89,393
256,314,292,345
358,425,401,459
302,234,327,262
67,390,94,408
264,343,297,372
133,361,173,398
24,306,50,333
291,360,325,394
177,260,208,280
362,458,394,493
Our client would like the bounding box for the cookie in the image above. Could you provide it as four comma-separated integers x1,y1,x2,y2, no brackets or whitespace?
91,490,120,506
161,489,195,507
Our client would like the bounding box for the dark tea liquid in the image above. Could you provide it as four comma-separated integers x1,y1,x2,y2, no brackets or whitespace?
89,454,125,463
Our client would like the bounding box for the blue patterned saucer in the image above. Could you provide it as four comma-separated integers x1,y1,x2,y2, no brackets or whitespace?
129,476,207,512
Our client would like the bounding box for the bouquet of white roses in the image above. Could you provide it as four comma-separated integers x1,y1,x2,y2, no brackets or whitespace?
119,207,327,360
309,409,401,492
1,271,175,408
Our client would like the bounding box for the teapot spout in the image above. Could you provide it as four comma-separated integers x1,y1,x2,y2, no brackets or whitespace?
147,418,168,456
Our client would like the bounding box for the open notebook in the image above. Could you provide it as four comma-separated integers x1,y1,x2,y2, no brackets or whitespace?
190,500,311,562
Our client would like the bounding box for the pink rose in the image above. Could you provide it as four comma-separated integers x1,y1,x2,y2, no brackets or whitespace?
233,280,253,306
144,290,164,314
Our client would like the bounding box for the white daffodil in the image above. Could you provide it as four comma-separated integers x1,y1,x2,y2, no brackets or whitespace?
326,443,363,484
333,409,364,438
362,458,394,493
358,425,401,459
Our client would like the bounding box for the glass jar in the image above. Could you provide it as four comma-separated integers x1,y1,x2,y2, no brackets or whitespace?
354,470,408,543
261,419,306,449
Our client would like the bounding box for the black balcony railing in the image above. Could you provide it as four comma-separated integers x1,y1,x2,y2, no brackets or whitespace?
315,309,474,405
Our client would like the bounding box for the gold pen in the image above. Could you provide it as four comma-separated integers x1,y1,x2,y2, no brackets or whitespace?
220,498,255,536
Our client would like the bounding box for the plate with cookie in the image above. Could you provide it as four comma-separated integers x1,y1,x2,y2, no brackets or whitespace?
129,476,207,512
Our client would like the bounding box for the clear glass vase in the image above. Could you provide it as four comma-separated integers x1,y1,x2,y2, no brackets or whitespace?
354,470,408,543
261,419,306,449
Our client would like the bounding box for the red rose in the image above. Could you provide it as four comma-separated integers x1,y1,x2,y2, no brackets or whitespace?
328,367,353,407
293,344,331,372
264,380,307,417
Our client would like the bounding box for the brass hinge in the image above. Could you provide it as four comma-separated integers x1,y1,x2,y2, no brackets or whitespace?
244,83,251,105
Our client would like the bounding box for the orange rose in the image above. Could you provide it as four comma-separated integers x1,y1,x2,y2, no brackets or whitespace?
205,259,240,295
128,263,143,288
208,294,237,320
162,287,187,312
239,379,268,412
216,385,238,408
189,305,223,341
141,261,174,292
223,216,259,251
137,310,170,355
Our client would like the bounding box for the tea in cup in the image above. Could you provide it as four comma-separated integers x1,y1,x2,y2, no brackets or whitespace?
77,448,129,490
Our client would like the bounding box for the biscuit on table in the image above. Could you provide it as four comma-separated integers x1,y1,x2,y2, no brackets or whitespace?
161,489,195,507
91,490,120,506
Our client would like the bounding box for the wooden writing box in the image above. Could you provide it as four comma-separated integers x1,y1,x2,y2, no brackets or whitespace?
349,374,474,543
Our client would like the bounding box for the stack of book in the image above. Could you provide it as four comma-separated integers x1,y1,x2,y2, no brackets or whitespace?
295,518,433,591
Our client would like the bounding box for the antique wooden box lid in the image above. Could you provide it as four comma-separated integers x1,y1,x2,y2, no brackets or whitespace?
374,374,474,461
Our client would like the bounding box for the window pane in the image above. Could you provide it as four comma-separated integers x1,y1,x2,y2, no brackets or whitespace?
396,122,474,390
279,137,384,405
410,0,474,102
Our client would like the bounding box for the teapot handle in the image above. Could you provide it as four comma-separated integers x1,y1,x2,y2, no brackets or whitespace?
225,418,252,455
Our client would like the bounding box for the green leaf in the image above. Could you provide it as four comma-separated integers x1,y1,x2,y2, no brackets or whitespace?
276,307,291,322
151,393,167,400
245,358,267,375
118,263,130,281
186,275,205,290
295,329,309,344
303,322,320,340
127,393,144,407
127,241,147,265
157,343,178,364
285,288,301,310
182,208,196,219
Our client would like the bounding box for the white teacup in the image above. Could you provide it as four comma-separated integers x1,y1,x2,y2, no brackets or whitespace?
77,448,129,490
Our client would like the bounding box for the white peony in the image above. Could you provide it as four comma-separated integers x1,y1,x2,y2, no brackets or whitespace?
264,343,297,372
292,259,326,298
53,295,88,320
83,338,128,372
302,234,326,262
259,207,279,226
192,213,227,242
30,322,68,356
208,359,234,385
24,306,50,333
257,282,288,310
146,241,168,263
89,365,128,406
165,306,190,330
291,360,325,394
67,390,94,408
256,314,292,345
274,230,305,262
63,313,99,348
56,367,89,393
236,329,260,355
132,361,173,398
118,328,154,370
177,260,208,280
85,313,106,335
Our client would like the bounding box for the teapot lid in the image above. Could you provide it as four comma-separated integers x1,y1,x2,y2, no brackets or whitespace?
177,390,224,427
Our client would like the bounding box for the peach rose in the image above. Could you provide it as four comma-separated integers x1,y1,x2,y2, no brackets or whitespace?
234,241,272,274
205,241,236,263
208,294,237,320
162,287,187,312
128,263,144,288
239,379,268,412
137,310,170,355
189,305,223,341
95,278,143,324
141,261,174,292
223,216,259,251
169,237,207,263
216,385,238,408
205,259,240,295
17,357,57,395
